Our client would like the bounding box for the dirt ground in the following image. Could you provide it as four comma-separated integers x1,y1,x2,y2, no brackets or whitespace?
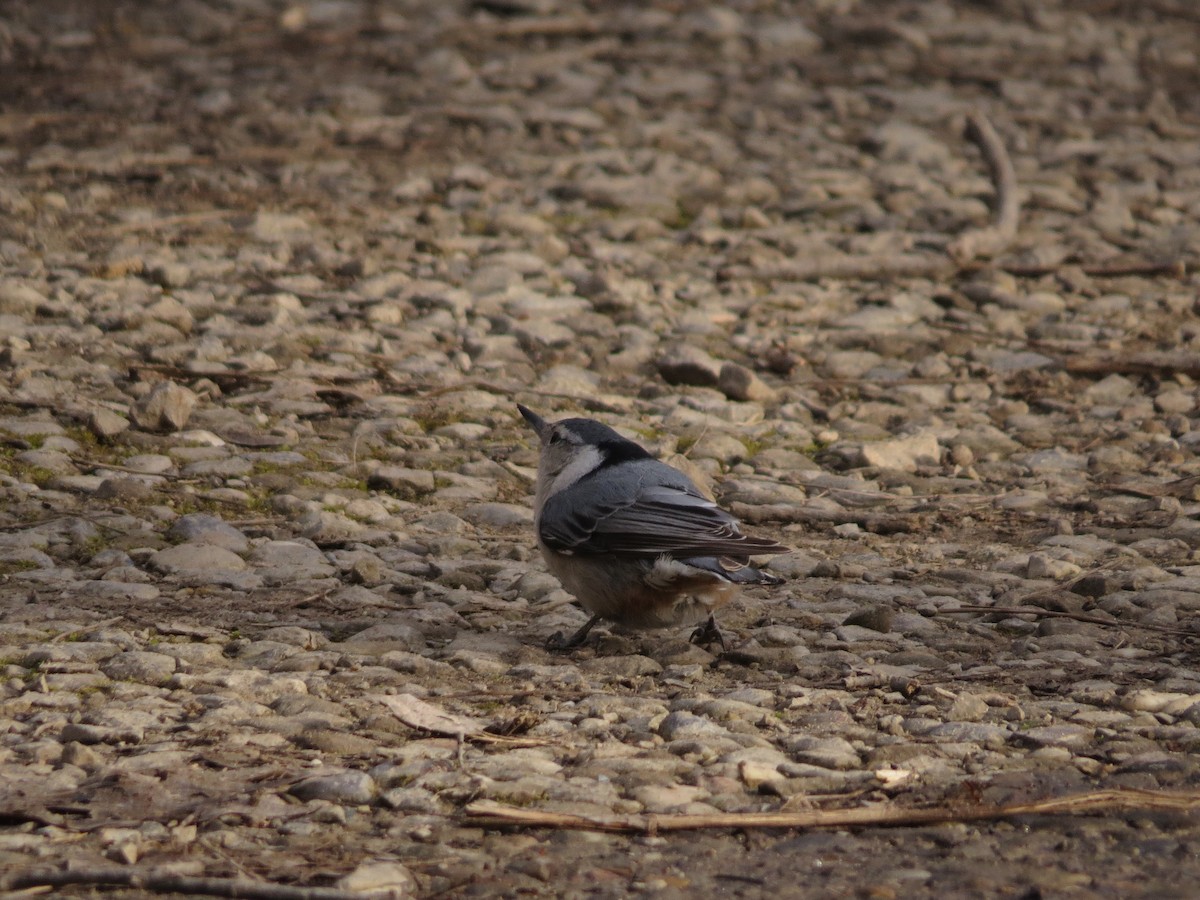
3,0,1200,897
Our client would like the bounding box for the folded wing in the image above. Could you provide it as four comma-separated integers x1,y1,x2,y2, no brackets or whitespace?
540,468,786,559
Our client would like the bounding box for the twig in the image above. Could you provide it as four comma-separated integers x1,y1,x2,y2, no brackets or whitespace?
464,786,1200,833
943,604,1195,637
0,868,377,900
948,110,1020,263
718,253,951,283
1064,351,1200,379
729,502,922,534
1002,258,1188,279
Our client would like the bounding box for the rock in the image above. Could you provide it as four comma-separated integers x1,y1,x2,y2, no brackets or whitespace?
842,606,894,633
100,651,177,684
858,433,940,472
656,345,722,387
782,736,861,770
248,541,335,584
367,467,436,497
336,861,418,897
290,770,377,805
130,381,198,432
946,693,989,722
88,408,130,440
658,711,729,741
718,362,776,403
167,513,250,552
149,543,247,576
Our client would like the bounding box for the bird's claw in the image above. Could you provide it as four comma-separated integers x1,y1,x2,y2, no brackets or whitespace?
545,614,602,652
690,614,729,651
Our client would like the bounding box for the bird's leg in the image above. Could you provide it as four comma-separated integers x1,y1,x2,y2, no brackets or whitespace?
545,614,602,651
690,613,728,651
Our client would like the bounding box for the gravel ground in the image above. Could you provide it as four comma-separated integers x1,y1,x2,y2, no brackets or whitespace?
3,1,1200,897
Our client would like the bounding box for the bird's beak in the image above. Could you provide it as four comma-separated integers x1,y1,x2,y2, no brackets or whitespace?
517,404,551,442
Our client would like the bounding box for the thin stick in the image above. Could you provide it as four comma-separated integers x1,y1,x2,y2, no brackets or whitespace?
948,110,1020,263
464,786,1200,834
1003,258,1187,279
719,253,951,283
0,869,377,900
1065,351,1200,379
943,604,1195,637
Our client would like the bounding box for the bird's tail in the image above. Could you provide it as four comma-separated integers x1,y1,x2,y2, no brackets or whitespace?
681,555,783,586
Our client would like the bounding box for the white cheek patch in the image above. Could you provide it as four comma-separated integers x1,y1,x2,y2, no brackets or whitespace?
548,445,605,495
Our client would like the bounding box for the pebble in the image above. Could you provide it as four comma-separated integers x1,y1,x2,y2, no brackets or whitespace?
149,543,247,576
130,381,198,432
289,770,378,805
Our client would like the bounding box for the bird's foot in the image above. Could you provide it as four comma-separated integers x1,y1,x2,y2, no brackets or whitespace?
545,614,602,652
690,614,728,651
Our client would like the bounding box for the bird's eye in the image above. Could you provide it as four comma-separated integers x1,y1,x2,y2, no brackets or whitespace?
548,431,563,445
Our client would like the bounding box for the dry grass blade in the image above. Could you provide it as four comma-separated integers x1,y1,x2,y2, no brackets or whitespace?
464,787,1200,834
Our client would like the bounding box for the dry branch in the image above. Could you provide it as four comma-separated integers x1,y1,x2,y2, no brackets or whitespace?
718,253,952,283
729,501,922,534
1064,351,1200,379
948,110,1020,263
0,868,376,900
943,604,1196,638
464,787,1200,834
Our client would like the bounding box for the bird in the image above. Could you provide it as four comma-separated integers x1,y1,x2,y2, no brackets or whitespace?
517,404,788,650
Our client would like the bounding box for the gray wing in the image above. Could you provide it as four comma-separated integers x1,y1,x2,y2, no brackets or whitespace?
539,462,785,559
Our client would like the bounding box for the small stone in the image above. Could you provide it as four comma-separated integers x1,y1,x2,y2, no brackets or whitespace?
100,651,178,684
149,543,248,576
842,606,894,633
858,432,940,472
336,861,418,897
249,541,335,584
783,736,861,770
367,467,436,497
88,408,130,440
462,502,533,528
1026,553,1083,580
656,345,722,387
946,693,989,722
1013,724,1095,750
95,478,155,502
130,381,198,432
658,711,728,741
167,514,250,553
289,770,377,805
718,362,777,402
61,740,102,769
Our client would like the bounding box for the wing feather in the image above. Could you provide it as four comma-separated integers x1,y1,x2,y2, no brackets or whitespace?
539,462,786,558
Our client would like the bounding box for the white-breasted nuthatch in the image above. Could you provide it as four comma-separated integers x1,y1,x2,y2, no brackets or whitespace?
518,405,788,649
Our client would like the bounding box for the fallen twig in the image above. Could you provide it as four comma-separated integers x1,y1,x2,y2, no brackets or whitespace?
1064,351,1200,379
729,501,922,534
464,787,1200,833
0,868,375,900
942,604,1195,637
948,110,1020,263
1002,258,1188,279
718,253,951,283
